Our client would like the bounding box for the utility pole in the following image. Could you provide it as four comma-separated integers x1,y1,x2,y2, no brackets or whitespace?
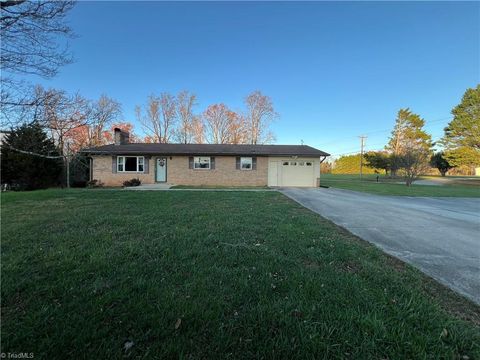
359,135,367,180
66,142,70,189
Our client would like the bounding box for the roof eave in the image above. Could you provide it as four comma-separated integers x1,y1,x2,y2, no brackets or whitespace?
82,150,329,157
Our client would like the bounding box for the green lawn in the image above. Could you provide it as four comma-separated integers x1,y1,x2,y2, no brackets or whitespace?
321,174,480,197
170,185,270,189
2,189,479,359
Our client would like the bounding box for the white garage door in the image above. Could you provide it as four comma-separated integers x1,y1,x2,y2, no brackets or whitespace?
268,159,316,187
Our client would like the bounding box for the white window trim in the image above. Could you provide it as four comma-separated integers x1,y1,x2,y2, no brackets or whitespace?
240,157,253,171
193,156,211,170
117,156,145,173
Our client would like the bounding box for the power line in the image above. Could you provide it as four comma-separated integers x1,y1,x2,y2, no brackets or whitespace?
328,145,388,159
329,141,388,156
315,116,451,148
4,146,64,159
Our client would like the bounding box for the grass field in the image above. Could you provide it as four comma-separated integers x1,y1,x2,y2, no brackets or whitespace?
321,174,480,197
170,185,270,189
2,189,479,359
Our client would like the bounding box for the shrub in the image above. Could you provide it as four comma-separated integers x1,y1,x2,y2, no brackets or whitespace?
123,178,141,187
72,180,87,188
87,179,104,188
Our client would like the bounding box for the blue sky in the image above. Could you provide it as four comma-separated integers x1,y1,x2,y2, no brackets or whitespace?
31,1,479,157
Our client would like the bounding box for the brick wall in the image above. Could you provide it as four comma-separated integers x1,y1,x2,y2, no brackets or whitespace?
168,156,268,186
91,155,268,186
91,155,155,186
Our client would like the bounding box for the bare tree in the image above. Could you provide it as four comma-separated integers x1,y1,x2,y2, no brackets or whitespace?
38,88,91,156
244,91,277,144
175,90,197,144
398,149,431,186
66,95,121,152
228,113,247,144
136,93,176,143
190,116,205,144
1,1,75,122
204,104,232,144
1,0,75,77
1,84,49,126
136,95,161,142
0,79,37,126
89,95,121,145
159,93,176,143
203,104,247,144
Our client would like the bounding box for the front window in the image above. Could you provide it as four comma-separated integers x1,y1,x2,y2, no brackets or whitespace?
118,157,124,172
194,156,210,169
240,157,252,170
117,156,144,172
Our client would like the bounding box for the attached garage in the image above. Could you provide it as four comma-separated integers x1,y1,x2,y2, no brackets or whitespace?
268,157,322,187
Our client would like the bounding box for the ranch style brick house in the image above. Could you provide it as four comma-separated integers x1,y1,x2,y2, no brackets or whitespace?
82,128,330,187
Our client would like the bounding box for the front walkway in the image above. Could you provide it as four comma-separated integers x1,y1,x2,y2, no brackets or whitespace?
124,183,173,190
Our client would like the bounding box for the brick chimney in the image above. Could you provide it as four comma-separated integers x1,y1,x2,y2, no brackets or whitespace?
114,128,130,145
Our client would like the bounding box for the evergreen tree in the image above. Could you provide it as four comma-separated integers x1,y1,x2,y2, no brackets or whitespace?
364,151,392,175
1,122,62,190
386,108,433,177
430,152,452,177
442,85,480,168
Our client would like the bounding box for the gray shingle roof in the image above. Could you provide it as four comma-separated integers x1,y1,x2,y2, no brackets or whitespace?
82,143,329,157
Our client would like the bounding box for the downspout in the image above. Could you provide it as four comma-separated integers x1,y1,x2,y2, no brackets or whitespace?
319,156,327,187
89,156,93,181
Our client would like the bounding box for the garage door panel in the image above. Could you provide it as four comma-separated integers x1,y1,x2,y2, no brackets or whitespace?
268,158,317,187
282,163,314,186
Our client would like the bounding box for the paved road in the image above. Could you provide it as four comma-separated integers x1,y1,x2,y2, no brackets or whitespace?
280,187,480,304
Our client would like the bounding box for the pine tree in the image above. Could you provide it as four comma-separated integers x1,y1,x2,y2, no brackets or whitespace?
1,122,62,190
442,85,480,168
386,108,432,178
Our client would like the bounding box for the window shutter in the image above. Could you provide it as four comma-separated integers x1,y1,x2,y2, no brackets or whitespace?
144,156,149,174
210,157,215,170
112,156,117,173
252,157,257,170
236,157,240,170
189,156,194,169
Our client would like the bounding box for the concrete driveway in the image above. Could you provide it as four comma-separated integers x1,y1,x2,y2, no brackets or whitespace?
280,187,480,304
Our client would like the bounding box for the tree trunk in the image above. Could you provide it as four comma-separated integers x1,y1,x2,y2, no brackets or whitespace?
440,170,447,177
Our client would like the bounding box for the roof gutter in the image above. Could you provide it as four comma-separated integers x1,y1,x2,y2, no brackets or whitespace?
81,151,330,157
